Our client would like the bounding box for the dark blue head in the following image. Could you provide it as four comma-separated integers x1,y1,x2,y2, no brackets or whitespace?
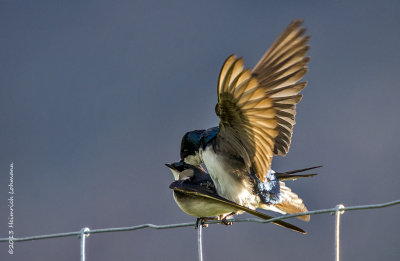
180,130,204,164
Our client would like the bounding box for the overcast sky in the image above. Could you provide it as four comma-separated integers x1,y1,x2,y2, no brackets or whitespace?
1,1,399,260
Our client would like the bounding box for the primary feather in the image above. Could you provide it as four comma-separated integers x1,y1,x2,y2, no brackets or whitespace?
214,20,310,183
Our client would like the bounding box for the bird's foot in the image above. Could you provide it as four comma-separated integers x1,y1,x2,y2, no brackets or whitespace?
221,219,233,226
220,212,235,226
195,217,218,229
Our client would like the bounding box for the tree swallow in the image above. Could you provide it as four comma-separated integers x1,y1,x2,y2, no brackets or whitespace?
166,161,309,233
180,20,314,219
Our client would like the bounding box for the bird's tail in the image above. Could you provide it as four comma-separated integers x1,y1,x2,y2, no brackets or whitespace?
260,183,310,221
275,182,310,221
275,165,321,181
261,166,321,221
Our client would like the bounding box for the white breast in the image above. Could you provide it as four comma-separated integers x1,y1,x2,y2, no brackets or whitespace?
201,146,259,209
173,192,235,217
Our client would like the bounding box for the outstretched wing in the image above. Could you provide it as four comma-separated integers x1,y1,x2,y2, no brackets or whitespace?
215,55,278,182
215,20,309,182
252,20,310,155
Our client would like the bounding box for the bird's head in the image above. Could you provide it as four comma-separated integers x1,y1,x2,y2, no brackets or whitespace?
180,130,204,165
165,161,196,181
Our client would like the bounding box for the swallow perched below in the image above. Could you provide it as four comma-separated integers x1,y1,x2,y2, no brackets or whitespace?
166,161,308,233
180,20,314,220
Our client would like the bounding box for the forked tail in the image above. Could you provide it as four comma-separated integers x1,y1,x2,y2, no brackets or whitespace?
262,166,321,221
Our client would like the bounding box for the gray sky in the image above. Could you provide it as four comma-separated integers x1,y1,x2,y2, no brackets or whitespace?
1,1,399,260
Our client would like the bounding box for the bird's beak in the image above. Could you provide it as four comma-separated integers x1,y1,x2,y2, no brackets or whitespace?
165,163,174,170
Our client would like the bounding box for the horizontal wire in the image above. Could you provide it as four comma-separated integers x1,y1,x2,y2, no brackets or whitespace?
1,199,399,243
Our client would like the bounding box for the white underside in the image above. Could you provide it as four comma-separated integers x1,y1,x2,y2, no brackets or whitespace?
173,192,235,217
200,147,260,209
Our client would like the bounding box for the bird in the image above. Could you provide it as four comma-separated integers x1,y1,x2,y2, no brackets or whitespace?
179,20,314,220
166,161,308,234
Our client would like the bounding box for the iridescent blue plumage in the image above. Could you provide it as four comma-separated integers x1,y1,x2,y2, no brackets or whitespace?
180,127,219,160
180,130,204,160
252,169,281,205
200,127,219,149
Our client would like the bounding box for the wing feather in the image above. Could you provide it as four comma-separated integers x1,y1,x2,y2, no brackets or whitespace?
218,55,237,95
215,20,310,181
216,55,278,181
253,20,310,155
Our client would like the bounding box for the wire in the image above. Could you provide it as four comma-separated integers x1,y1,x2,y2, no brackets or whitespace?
0,199,399,243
